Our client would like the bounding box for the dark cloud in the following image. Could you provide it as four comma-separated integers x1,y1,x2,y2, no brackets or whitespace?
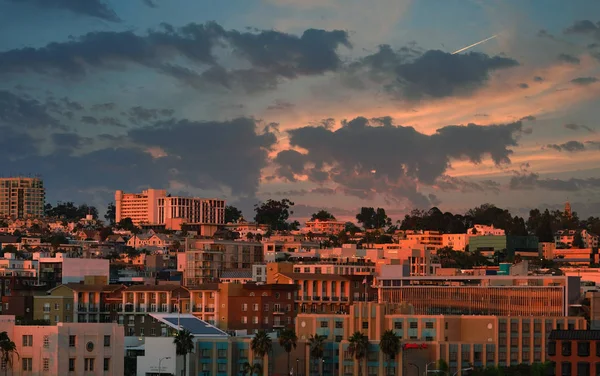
564,123,595,133
533,76,544,82
510,172,600,192
6,0,119,22
434,175,500,194
274,117,523,206
0,90,63,129
127,106,174,124
518,83,529,89
128,117,276,196
51,132,92,154
142,0,157,7
81,116,99,125
0,126,39,159
571,77,599,86
545,140,586,152
271,187,337,197
585,140,600,149
393,50,518,99
557,53,580,65
91,102,116,112
564,20,600,40
589,43,600,49
0,22,350,93
537,29,556,40
267,100,295,111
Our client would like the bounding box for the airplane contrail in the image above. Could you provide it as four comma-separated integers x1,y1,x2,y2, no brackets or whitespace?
451,34,498,55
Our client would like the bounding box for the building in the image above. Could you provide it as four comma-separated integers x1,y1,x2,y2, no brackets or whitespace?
0,315,124,375
35,254,110,285
442,233,468,251
377,275,581,317
467,224,505,236
406,231,443,248
0,177,45,218
181,239,263,285
294,302,587,376
303,219,346,235
547,330,600,376
115,189,225,230
468,235,539,258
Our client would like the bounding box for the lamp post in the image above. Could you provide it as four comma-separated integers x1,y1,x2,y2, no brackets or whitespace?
296,358,300,376
158,356,171,376
321,358,325,376
452,367,473,376
425,362,437,375
408,363,420,376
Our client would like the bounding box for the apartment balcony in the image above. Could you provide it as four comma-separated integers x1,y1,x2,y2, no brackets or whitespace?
331,296,339,301
192,306,203,312
273,322,284,328
312,296,321,301
88,305,99,312
43,308,51,313
272,309,285,315
136,306,147,313
341,296,348,302
124,304,134,313
322,296,330,301
205,307,215,312
77,305,87,312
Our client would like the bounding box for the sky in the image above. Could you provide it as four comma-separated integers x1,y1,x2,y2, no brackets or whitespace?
1,0,600,222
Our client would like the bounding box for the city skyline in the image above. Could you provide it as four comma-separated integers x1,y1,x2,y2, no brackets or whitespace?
1,0,600,220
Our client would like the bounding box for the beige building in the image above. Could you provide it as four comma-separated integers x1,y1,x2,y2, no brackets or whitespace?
0,177,45,218
303,219,346,234
115,188,166,225
0,315,124,375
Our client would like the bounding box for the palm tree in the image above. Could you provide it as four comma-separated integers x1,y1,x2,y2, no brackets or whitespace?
173,329,194,376
251,330,272,376
279,329,298,375
348,331,369,376
308,334,326,375
436,359,449,375
0,331,18,376
379,330,400,376
247,232,255,241
242,362,263,376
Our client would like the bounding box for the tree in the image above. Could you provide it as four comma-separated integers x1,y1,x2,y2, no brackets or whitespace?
254,199,296,231
308,334,325,375
436,359,449,375
0,331,18,376
225,205,243,223
105,203,116,225
246,232,255,241
278,329,297,375
573,231,585,248
173,329,194,376
242,362,262,376
310,210,336,221
379,330,400,376
356,207,391,229
1,245,17,253
348,331,369,376
117,218,138,232
250,330,272,375
48,234,69,250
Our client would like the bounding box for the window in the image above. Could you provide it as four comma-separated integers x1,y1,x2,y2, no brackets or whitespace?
561,362,571,376
264,304,269,312
425,322,434,329
43,358,49,371
335,335,343,342
263,317,268,324
562,341,572,356
218,363,227,372
253,316,258,324
577,362,590,376
578,341,590,357
335,321,343,329
69,358,75,372
103,358,110,371
84,358,95,372
362,321,368,329
253,304,259,311
43,335,49,348
22,358,32,371
394,322,402,330
54,303,59,310
321,321,328,328
22,335,33,347
242,303,247,311
104,335,111,347
69,335,76,347
242,316,247,324
218,349,227,358
548,341,556,356
409,322,418,329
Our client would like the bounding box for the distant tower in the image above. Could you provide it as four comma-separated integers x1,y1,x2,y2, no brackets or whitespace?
564,201,572,219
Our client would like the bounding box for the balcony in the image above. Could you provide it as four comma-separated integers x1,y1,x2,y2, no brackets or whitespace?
341,297,348,302
322,297,330,301
205,307,215,312
88,305,99,312
273,322,284,328
192,306,203,312
331,296,339,301
312,296,321,301
77,305,87,312
124,304,134,313
272,309,285,315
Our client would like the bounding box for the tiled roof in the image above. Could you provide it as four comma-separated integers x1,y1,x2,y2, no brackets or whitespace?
549,330,600,340
221,270,252,279
60,283,124,292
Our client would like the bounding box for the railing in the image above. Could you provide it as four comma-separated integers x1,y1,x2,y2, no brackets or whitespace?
331,296,339,301
77,305,87,312
272,308,284,314
192,307,203,312
312,296,320,301
205,307,215,312
88,306,99,312
341,297,348,302
322,296,330,301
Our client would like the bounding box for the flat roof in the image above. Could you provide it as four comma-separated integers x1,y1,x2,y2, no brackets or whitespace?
149,313,228,337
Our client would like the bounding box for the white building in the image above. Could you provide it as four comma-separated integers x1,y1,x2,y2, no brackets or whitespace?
467,224,505,236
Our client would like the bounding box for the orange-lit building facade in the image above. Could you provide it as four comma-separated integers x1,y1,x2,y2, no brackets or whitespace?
547,330,600,376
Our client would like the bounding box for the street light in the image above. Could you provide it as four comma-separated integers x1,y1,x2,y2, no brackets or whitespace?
425,362,441,375
452,367,473,376
296,358,300,376
321,359,325,376
158,356,171,376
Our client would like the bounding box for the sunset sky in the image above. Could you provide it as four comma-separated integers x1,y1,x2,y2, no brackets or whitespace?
1,0,600,221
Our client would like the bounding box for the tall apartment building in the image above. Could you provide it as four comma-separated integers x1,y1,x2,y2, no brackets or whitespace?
114,189,225,228
0,177,45,218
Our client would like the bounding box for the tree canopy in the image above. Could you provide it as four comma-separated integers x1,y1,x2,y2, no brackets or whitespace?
254,199,299,231
225,205,243,223
356,207,391,229
45,202,98,221
310,210,336,221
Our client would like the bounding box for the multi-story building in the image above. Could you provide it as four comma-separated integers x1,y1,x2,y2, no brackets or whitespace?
406,231,443,248
115,189,225,230
0,177,45,218
468,235,539,258
377,274,581,317
218,283,297,333
468,224,505,236
442,233,468,251
547,330,600,376
292,260,376,276
295,302,587,376
555,229,599,249
181,239,263,285
303,219,346,235
0,315,124,375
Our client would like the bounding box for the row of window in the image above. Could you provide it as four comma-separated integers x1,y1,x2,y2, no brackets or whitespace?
19,358,110,372
240,316,292,325
548,341,598,357
241,303,291,312
23,334,110,347
393,321,434,329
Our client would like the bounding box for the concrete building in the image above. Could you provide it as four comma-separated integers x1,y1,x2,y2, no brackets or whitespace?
468,235,539,258
0,177,45,218
181,239,263,285
303,219,346,235
442,233,468,251
115,189,225,229
547,330,600,376
0,314,124,376
377,274,581,317
35,254,110,285
467,224,505,236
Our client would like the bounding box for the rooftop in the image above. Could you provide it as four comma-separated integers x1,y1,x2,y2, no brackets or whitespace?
549,330,600,341
150,313,228,337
